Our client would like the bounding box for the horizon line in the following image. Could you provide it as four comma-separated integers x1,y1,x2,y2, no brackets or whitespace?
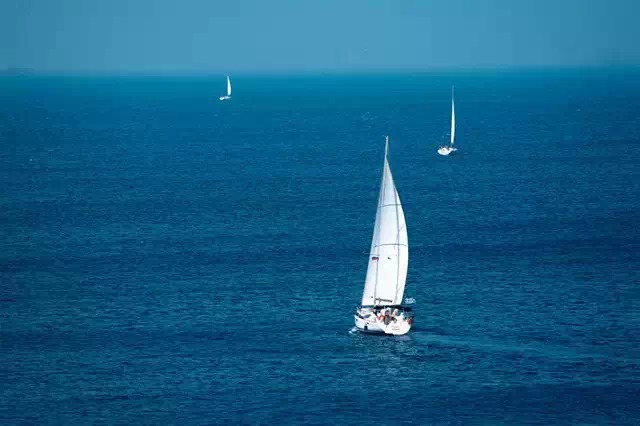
2,64,639,77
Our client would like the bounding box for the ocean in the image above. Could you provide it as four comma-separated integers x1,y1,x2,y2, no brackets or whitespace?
1,69,639,424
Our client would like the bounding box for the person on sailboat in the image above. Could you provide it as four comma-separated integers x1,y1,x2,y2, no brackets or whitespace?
383,310,392,325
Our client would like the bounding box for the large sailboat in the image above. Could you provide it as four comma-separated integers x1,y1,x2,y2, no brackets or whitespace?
354,136,413,335
438,87,458,156
219,76,232,101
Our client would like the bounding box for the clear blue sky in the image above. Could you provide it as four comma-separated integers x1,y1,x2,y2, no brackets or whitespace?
2,0,639,73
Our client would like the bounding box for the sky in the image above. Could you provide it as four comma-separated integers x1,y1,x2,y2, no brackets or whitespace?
2,0,640,73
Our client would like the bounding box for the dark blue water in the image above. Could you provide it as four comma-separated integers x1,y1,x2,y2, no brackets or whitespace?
2,70,640,424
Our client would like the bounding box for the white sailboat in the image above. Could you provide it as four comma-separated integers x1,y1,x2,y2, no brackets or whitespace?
219,76,232,101
438,86,458,156
354,136,413,335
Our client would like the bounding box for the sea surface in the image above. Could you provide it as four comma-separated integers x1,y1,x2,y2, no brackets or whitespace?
1,70,639,424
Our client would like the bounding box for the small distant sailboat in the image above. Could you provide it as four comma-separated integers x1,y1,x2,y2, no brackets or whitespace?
219,76,232,101
438,87,458,156
354,136,413,335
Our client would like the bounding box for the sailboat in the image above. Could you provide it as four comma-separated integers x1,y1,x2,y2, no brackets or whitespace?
438,87,458,156
219,76,232,101
354,136,413,335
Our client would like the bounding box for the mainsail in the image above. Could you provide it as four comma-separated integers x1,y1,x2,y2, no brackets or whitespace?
361,137,409,307
450,87,455,146
226,76,232,97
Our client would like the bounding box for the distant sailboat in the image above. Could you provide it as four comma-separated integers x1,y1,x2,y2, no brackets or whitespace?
438,86,458,156
354,136,413,335
219,76,232,101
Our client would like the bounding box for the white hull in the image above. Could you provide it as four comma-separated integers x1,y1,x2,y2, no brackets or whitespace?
219,95,231,101
354,310,412,335
437,146,458,156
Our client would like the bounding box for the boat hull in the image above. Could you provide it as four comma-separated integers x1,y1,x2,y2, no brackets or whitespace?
354,314,412,335
437,146,458,156
219,96,231,101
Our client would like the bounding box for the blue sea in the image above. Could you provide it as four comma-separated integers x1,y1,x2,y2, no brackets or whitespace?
1,70,639,424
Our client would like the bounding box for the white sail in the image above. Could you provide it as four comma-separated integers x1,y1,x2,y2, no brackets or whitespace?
361,137,408,307
227,76,232,96
450,87,455,146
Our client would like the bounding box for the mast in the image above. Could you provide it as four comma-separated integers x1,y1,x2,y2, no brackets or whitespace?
372,136,389,304
392,138,402,303
450,86,455,147
385,135,389,158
